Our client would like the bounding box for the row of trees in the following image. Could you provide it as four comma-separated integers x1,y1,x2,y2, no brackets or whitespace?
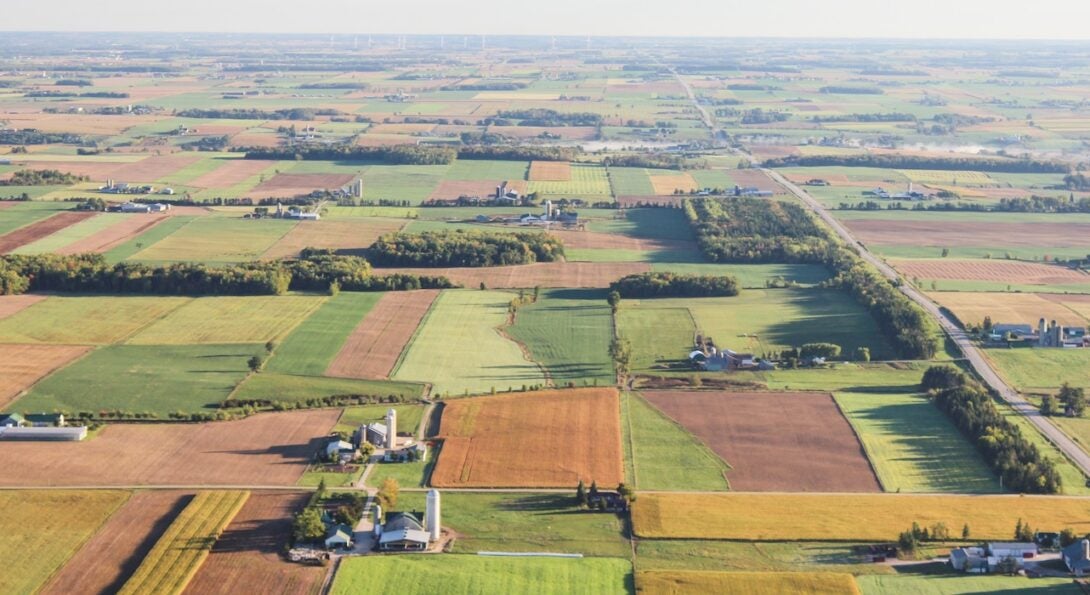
367,231,564,268
242,144,457,165
486,108,603,127
177,107,344,120
923,366,1062,494
1040,383,1086,418
762,153,1069,173
0,169,88,186
609,272,740,298
0,130,86,145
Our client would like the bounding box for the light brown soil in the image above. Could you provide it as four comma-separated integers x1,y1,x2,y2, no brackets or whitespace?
0,343,90,408
184,492,325,595
891,259,1090,285
528,161,572,182
58,213,169,254
0,294,46,320
261,218,405,259
0,409,339,486
109,155,203,183
428,179,505,200
431,388,624,488
40,491,192,595
932,292,1087,327
642,390,881,492
0,211,97,254
253,173,356,198
326,289,438,379
374,262,651,288
650,173,698,195
846,219,1090,248
190,159,277,189
732,169,785,193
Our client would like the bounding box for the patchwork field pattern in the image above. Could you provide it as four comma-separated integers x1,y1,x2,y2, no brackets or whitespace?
127,295,325,345
0,343,90,407
190,159,278,188
432,388,624,488
253,173,356,197
0,296,189,344
933,291,1087,327
0,211,96,253
378,262,651,288
57,213,170,254
130,217,296,263
636,571,861,595
527,160,572,181
261,218,405,259
527,163,611,195
845,219,1090,249
327,289,438,379
0,293,46,319
892,259,1090,285
649,172,698,195
643,391,880,492
266,292,381,376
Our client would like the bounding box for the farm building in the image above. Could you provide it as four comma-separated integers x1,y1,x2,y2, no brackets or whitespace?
325,439,357,463
377,512,429,551
0,426,87,441
1064,540,1090,576
989,323,1035,340
950,546,987,573
0,413,24,427
324,523,354,550
690,348,758,371
734,185,773,198
951,542,1037,573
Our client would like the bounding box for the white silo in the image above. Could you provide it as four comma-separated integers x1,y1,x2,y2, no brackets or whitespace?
373,503,383,537
386,408,397,449
425,489,441,541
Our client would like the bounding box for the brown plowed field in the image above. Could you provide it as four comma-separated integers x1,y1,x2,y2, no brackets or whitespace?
550,229,696,252
432,388,624,488
261,218,405,259
109,155,203,183
41,491,192,595
0,294,46,320
0,211,97,254
253,173,356,197
891,259,1090,285
616,195,686,207
0,409,338,486
933,292,1087,327
846,219,1090,248
0,343,90,407
326,289,438,379
643,391,881,492
374,262,651,288
184,492,325,595
732,169,783,193
0,201,18,209
190,159,276,189
650,173,698,195
58,214,169,254
528,161,572,181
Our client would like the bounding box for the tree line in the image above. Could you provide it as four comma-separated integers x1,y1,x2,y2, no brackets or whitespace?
609,272,740,298
922,366,1061,494
0,169,88,186
485,108,603,127
177,108,345,120
763,153,1069,173
367,231,564,268
242,144,457,165
0,130,87,145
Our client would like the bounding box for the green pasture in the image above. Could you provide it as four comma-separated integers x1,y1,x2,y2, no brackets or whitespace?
8,213,124,254
232,373,422,405
623,392,731,491
616,305,696,372
267,292,381,376
444,159,528,180
985,347,1090,393
857,569,1079,594
528,163,612,196
608,167,655,196
0,296,189,344
0,201,73,236
103,215,197,263
129,216,296,263
587,208,695,242
634,540,890,575
506,289,615,386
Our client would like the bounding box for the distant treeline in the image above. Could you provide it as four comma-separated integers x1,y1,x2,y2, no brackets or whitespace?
177,108,345,120
457,145,578,162
602,153,686,170
0,169,88,186
685,197,936,359
610,272,739,298
242,145,457,165
726,84,780,91
858,68,928,76
763,154,1069,173
54,79,92,87
297,82,370,90
923,366,1061,494
0,130,86,145
485,109,602,127
1064,173,1090,191
0,251,453,297
811,112,916,123
441,82,527,91
368,231,564,268
819,86,884,94
26,91,129,98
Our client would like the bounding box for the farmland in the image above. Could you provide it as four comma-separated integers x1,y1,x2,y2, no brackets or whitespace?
129,217,296,263
932,291,1086,328
624,392,731,491
267,291,382,376
633,493,1090,541
379,262,652,289
0,343,89,407
331,555,633,595
431,388,624,488
506,289,616,386
527,163,612,196
119,490,250,595
636,571,861,595
0,490,130,595
0,296,189,344
260,217,405,259
892,258,1090,286
326,289,438,379
0,211,96,253
127,295,325,345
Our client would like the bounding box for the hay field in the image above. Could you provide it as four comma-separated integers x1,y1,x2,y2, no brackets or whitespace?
119,490,250,595
933,291,1086,327
0,490,130,595
528,160,572,181
0,344,90,408
327,289,438,379
261,217,405,259
432,388,624,488
0,293,46,319
0,296,189,344
8,213,122,255
892,258,1090,285
0,211,97,253
506,289,616,386
266,292,382,376
527,163,611,195
626,392,731,491
392,290,547,395
845,219,1090,250
633,493,1090,541
896,169,994,186
130,217,296,263
649,173,698,195
378,262,651,289
57,213,170,254
127,295,325,345
637,571,860,595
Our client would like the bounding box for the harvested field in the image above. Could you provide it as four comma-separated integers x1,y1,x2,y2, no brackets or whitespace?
636,571,860,595
845,219,1090,248
261,218,405,259
0,211,97,253
184,492,325,595
190,159,277,188
0,409,338,486
326,290,438,379
551,229,696,252
934,292,1087,327
109,155,203,183
891,258,1090,285
633,493,1090,541
431,388,624,488
642,391,880,492
528,160,572,181
732,169,783,192
617,195,686,207
0,112,163,135
57,213,169,254
0,296,189,344
0,293,46,320
649,173,698,195
0,343,90,407
41,491,192,595
253,173,356,197
127,295,325,345
427,179,526,200
375,262,651,288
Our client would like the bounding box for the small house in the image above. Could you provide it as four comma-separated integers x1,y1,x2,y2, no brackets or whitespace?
324,524,354,549
1064,539,1090,576
0,413,25,427
950,546,987,573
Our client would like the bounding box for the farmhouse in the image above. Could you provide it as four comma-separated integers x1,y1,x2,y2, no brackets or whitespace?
1064,539,1090,576
324,523,354,550
950,542,1037,573
733,185,773,198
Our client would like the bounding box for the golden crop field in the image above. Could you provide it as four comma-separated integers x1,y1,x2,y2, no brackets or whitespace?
932,291,1086,327
649,173,698,195
127,295,326,345
896,169,994,186
527,163,611,195
632,493,1090,541
637,571,860,595
119,490,250,595
0,296,190,344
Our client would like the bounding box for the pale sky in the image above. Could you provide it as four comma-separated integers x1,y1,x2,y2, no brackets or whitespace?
4,0,1090,39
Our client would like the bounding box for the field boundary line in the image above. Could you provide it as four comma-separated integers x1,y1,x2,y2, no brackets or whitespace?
4,343,96,409
388,289,442,379
127,214,200,260
116,297,194,345
631,390,732,490
830,392,888,493
497,308,553,388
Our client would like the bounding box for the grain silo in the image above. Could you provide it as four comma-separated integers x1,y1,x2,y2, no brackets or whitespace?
425,489,441,542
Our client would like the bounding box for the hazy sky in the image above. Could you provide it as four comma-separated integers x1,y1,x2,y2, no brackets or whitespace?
5,0,1090,39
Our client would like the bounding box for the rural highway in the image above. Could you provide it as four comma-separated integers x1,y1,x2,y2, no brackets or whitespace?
766,168,1090,480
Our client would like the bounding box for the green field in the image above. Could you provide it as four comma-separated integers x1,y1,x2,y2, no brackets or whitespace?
985,347,1090,392
506,289,616,386
9,213,121,254
587,209,695,242
856,568,1079,594
129,216,296,263
393,289,548,395
336,403,426,435
104,215,196,264
834,391,1001,493
0,296,189,344
617,305,696,372
635,540,890,575
528,163,612,196
356,164,446,203
127,295,326,345
332,555,632,595
232,372,422,405
608,167,656,196
624,392,730,491
266,292,381,375
0,201,72,236
0,490,130,595
15,343,264,415
648,262,830,288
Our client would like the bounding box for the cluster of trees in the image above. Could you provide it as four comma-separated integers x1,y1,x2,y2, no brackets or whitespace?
0,169,88,186
601,153,687,170
26,90,129,98
811,113,916,123
923,366,1061,494
222,391,412,412
298,82,370,90
441,82,527,91
609,272,740,298
819,86,884,94
485,108,602,127
898,521,956,556
0,130,86,145
292,482,367,544
367,231,564,268
1063,174,1090,191
457,145,578,162
180,135,229,152
54,78,92,86
177,107,344,120
574,480,635,509
739,108,791,125
242,144,456,165
763,153,1069,174
1039,383,1086,417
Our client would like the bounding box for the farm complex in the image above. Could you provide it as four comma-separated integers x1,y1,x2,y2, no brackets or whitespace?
3,28,1090,595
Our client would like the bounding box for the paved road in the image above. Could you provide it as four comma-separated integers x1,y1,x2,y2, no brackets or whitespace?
766,168,1090,480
